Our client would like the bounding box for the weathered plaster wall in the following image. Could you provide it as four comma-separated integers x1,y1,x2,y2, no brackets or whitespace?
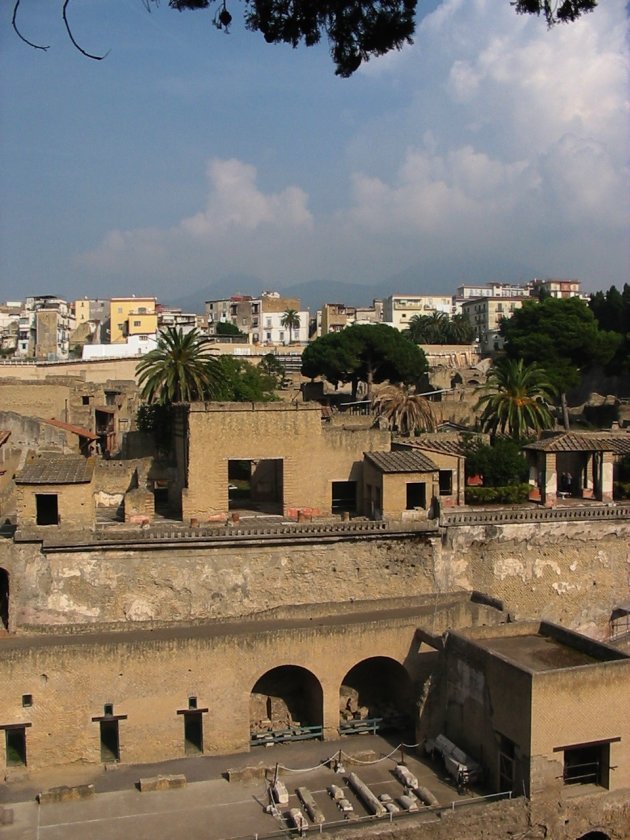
0,519,628,635
0,598,497,770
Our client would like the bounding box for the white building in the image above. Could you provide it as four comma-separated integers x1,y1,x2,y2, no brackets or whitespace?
383,294,455,331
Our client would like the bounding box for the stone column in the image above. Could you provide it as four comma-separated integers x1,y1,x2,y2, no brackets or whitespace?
322,680,341,742
542,453,557,506
602,451,614,502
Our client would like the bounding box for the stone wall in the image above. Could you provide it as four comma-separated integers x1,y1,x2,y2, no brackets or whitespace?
1,519,628,636
181,402,390,521
0,596,499,770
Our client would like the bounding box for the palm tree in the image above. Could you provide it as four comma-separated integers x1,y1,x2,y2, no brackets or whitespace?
474,358,557,439
280,309,300,344
372,385,438,435
136,327,222,404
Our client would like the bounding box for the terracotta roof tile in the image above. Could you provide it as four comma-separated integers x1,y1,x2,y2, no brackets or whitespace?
524,432,630,454
15,455,95,485
41,418,98,440
364,450,437,473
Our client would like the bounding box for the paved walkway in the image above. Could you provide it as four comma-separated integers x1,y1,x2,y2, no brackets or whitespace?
0,736,480,840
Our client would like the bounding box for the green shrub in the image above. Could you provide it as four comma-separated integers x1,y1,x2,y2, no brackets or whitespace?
613,481,630,500
465,484,530,505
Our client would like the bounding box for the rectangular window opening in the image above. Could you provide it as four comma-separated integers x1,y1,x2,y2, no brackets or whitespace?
439,470,453,496
35,494,59,526
22,694,33,708
406,483,426,510
563,742,610,788
331,481,357,514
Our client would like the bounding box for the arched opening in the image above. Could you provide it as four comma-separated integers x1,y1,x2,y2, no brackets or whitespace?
0,568,8,630
577,832,610,840
250,665,323,745
340,657,414,735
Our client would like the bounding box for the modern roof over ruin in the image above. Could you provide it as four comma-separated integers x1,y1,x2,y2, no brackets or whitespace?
364,450,437,473
399,438,467,457
42,417,99,440
524,432,630,454
15,455,95,485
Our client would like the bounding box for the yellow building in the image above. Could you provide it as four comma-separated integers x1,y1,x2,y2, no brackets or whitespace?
110,297,157,344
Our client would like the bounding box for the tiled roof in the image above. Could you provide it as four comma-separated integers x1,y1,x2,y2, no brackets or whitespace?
524,433,630,454
42,418,98,440
364,450,437,473
15,455,95,485
402,438,466,457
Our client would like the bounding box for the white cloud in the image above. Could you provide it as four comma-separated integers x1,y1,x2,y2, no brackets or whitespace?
77,0,629,294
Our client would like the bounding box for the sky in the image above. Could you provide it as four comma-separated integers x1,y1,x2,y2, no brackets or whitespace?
0,0,628,307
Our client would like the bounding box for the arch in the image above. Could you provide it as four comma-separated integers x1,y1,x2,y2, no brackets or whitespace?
576,833,610,840
250,665,323,736
340,656,414,733
0,567,8,630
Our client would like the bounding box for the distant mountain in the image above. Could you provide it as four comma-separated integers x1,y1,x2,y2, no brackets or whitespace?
168,276,384,314
167,256,541,314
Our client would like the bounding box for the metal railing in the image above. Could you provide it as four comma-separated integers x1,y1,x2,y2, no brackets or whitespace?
442,504,630,527
250,725,323,747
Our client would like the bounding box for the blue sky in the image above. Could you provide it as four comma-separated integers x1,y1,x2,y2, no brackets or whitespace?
1,0,628,305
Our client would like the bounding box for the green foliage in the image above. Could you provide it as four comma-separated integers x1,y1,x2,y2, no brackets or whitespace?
302,323,427,398
500,297,620,394
372,385,436,434
215,321,245,337
136,403,173,454
583,403,619,429
463,437,529,487
589,284,630,374
465,484,530,506
163,1,597,76
214,356,278,402
407,312,475,345
475,358,556,439
136,327,223,404
259,353,286,386
280,309,301,343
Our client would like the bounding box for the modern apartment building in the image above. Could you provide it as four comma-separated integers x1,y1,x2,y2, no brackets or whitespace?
110,297,158,344
461,296,524,353
383,294,455,331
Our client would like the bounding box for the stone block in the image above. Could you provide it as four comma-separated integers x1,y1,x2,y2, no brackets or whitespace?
138,774,187,792
38,785,95,805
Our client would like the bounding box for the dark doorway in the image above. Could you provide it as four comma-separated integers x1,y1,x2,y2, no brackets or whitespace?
36,494,59,525
406,482,426,510
183,712,203,755
99,720,120,763
0,567,8,630
332,481,357,514
5,727,27,767
498,734,516,792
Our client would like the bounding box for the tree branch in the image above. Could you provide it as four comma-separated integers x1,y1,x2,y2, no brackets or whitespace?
12,0,49,51
62,0,110,61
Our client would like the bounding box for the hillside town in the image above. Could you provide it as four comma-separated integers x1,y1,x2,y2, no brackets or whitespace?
0,276,629,840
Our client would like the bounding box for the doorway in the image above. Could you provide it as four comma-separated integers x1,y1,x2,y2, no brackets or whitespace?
0,568,8,630
99,720,120,763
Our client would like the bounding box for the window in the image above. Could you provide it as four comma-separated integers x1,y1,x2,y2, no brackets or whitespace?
22,695,33,708
561,741,612,788
439,470,453,496
266,332,272,341
406,483,426,510
331,481,357,514
133,320,141,327
82,395,90,405
36,494,59,526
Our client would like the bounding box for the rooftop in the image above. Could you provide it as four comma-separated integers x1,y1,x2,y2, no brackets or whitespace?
454,621,629,673
364,450,437,473
15,455,95,485
524,431,630,454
